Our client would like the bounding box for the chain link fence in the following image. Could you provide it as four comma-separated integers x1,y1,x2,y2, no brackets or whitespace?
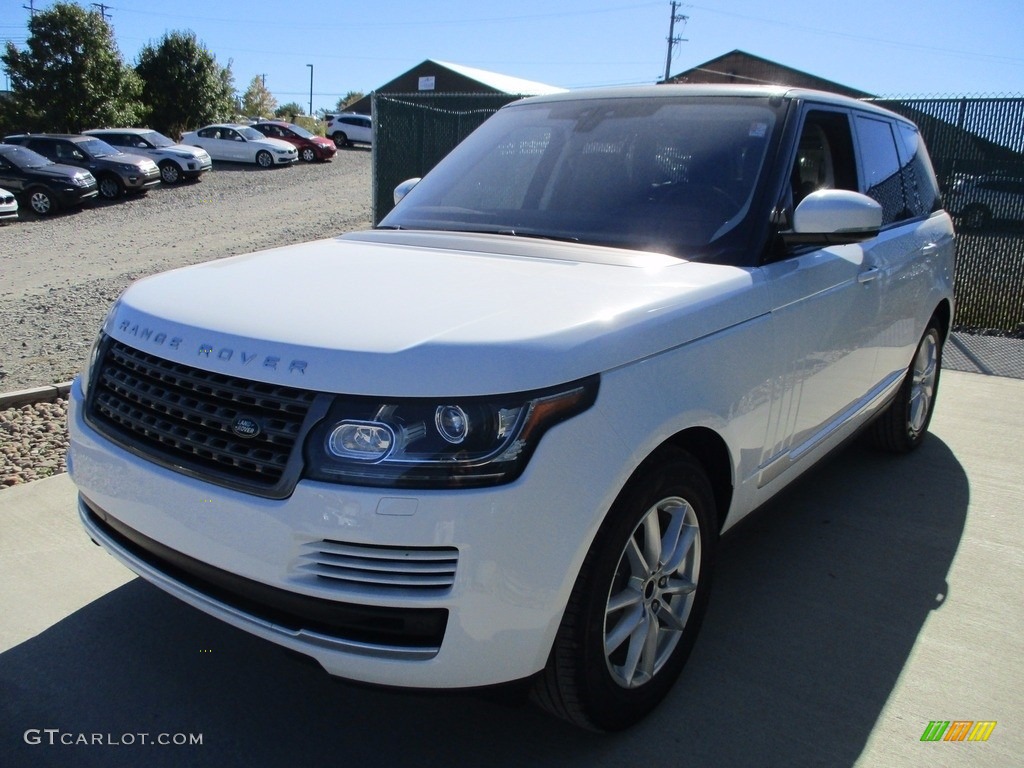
874,96,1024,334
372,92,1024,333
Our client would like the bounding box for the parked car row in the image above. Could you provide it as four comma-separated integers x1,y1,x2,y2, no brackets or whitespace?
0,119,353,219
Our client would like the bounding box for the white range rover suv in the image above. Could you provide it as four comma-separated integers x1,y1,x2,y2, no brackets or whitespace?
68,86,954,731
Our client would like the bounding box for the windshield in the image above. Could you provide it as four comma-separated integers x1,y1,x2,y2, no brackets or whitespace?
239,127,265,141
286,124,314,139
142,131,175,148
79,138,120,158
381,95,780,259
0,145,53,169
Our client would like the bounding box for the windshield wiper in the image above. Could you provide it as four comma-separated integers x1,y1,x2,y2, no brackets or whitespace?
496,229,580,243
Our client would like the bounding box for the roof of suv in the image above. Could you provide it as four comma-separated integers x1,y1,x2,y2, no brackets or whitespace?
6,133,94,143
515,84,907,122
85,128,158,135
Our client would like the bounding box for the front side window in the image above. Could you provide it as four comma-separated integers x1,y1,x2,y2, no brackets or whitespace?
381,96,781,260
855,115,907,224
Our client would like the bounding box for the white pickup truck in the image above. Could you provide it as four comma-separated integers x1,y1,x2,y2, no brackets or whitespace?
68,85,954,731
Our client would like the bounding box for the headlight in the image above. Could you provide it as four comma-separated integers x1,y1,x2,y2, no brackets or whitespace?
274,149,290,155
79,297,122,399
71,174,91,187
304,377,598,488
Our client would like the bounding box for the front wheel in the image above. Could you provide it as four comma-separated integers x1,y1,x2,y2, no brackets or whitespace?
866,323,942,453
98,175,123,200
300,147,317,162
256,150,273,168
159,160,182,184
27,187,58,215
532,448,717,731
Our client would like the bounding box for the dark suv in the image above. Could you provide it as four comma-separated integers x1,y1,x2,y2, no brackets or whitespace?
4,134,161,200
0,143,99,215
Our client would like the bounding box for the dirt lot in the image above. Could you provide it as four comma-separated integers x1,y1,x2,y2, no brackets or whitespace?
0,151,373,392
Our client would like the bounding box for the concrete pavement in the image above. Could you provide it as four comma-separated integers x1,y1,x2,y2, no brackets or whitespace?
0,369,1021,767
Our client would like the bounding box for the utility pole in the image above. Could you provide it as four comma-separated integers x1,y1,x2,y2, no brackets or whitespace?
91,3,113,22
306,64,313,117
663,1,688,83
22,0,37,18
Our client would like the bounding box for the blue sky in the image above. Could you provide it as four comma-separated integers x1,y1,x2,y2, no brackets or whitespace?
2,0,1023,114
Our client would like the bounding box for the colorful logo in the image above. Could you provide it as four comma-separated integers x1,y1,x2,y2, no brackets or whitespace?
920,721,997,742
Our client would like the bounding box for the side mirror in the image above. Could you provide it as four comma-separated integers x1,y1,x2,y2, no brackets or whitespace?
785,189,883,246
393,177,421,205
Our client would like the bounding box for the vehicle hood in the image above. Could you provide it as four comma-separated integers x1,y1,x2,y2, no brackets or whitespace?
252,137,296,152
26,163,95,183
167,144,210,158
106,230,766,396
97,151,157,170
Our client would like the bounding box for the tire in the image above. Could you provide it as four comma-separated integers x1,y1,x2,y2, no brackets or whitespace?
98,175,123,200
300,147,317,162
27,187,58,216
256,150,273,168
866,323,942,453
159,160,182,184
531,448,717,731
332,131,349,148
960,204,990,230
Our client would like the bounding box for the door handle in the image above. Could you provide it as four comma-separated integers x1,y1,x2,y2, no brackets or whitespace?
857,267,880,284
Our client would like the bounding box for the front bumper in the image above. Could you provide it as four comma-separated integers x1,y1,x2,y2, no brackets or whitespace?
67,377,617,688
124,169,162,191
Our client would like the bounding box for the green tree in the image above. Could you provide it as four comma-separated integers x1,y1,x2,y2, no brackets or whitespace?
1,2,144,132
336,91,364,111
241,76,277,118
275,102,305,120
136,31,235,138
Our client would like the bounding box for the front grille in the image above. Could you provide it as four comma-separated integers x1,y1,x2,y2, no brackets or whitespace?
298,540,459,592
88,338,320,497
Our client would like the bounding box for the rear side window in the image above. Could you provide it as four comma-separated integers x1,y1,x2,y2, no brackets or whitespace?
895,122,942,217
855,115,908,225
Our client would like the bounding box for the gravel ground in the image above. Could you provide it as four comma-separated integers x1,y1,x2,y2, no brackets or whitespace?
1,150,372,488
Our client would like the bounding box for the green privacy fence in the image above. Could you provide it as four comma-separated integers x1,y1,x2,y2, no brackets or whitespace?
371,93,521,224
372,92,1024,333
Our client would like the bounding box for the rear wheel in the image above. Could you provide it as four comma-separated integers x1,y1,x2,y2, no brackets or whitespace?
256,150,273,168
532,448,717,731
960,204,990,230
332,131,349,148
866,323,942,453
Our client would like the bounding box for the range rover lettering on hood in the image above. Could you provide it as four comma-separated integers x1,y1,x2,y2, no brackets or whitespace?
116,320,307,374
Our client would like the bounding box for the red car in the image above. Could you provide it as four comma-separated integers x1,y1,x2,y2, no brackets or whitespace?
251,121,337,162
